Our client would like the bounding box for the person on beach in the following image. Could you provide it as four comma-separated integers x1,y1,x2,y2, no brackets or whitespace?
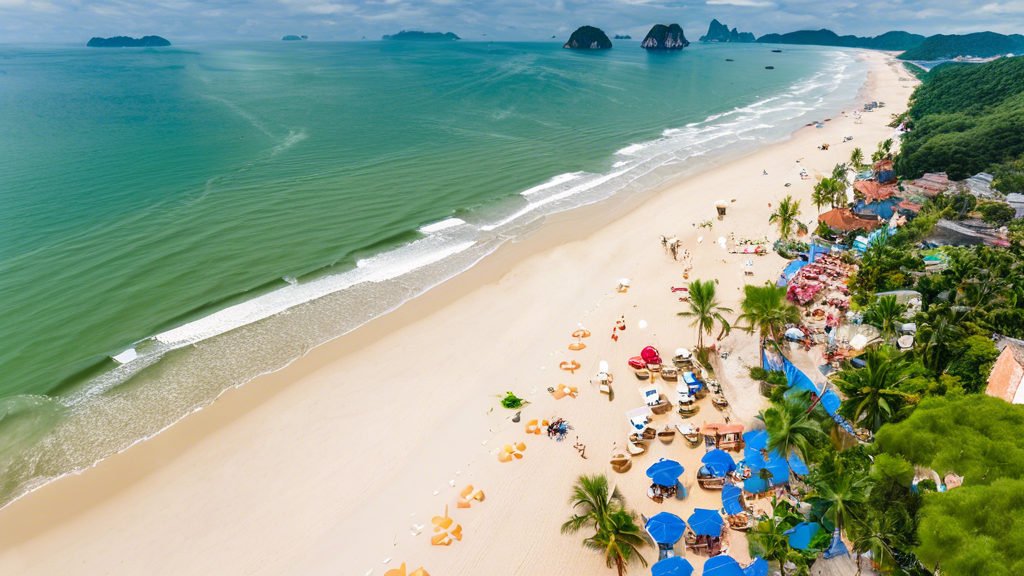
660,235,668,253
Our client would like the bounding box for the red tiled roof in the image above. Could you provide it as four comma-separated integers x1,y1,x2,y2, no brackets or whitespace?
986,345,1024,404
854,180,899,203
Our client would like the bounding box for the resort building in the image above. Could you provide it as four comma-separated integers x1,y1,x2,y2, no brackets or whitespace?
985,337,1024,404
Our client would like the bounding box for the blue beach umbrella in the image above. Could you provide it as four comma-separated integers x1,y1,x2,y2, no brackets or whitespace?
743,557,769,576
788,452,810,476
745,450,791,486
687,508,724,536
652,556,695,576
647,459,684,487
783,522,821,550
702,555,743,576
645,512,686,545
743,430,767,451
742,475,771,494
721,484,744,516
701,449,737,477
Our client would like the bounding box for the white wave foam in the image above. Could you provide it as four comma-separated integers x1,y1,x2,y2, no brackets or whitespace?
519,172,584,197
419,218,467,233
155,238,475,347
612,161,629,168
616,144,645,156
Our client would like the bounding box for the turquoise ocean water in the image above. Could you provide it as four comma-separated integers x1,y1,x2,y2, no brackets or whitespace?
0,41,867,506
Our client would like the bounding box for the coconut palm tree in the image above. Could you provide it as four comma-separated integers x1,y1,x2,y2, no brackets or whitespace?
811,178,835,213
562,474,624,535
769,195,808,239
833,346,915,433
862,295,909,341
881,138,894,158
806,463,870,537
583,509,651,576
832,163,849,184
757,391,826,463
850,147,864,170
849,514,904,575
737,283,801,351
678,279,733,349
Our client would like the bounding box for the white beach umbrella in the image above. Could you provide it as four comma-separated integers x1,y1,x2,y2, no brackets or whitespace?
619,278,631,287
638,320,648,330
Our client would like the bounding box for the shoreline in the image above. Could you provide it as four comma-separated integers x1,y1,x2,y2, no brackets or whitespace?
0,50,915,575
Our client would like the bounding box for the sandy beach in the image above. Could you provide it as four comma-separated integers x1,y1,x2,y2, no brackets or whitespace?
0,50,915,575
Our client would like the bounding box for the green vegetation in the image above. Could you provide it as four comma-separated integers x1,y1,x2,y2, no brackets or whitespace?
757,29,925,51
896,57,1024,180
677,279,732,349
833,346,915,433
500,391,524,409
769,195,808,239
897,32,1024,61
737,283,801,347
992,154,1024,195
563,474,650,575
758,390,826,462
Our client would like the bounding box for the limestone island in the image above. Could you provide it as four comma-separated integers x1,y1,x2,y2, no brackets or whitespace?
86,36,171,48
563,26,612,50
699,19,755,43
282,35,308,41
382,31,460,41
641,24,689,51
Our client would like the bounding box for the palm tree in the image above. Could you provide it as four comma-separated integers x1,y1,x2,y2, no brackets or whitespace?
849,514,903,575
806,464,870,536
737,283,801,351
850,147,864,170
871,149,884,163
769,195,808,239
881,138,894,158
562,474,624,535
831,163,849,184
811,178,835,213
678,279,733,349
583,509,651,576
862,295,909,340
833,346,915,433
757,391,826,462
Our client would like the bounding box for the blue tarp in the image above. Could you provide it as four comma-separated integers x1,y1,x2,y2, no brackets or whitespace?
745,450,791,487
762,349,858,435
784,522,821,550
702,555,743,576
778,260,808,287
721,485,745,516
645,512,686,545
743,558,769,576
823,528,850,559
687,508,724,537
743,430,767,451
788,452,810,476
652,556,694,576
702,449,737,477
855,198,900,220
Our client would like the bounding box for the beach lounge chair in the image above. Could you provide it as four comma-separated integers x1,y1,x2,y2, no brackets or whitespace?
677,423,703,447
457,485,485,508
712,396,729,410
627,441,647,456
657,425,676,444
610,446,633,473
525,419,542,435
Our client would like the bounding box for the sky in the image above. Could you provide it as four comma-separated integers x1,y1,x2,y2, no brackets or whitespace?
0,0,1020,44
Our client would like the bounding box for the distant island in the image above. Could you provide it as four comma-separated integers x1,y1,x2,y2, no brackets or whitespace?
382,31,460,41
614,35,632,40
282,35,308,41
563,26,612,50
699,19,754,43
641,24,689,51
756,29,925,51
898,32,1024,61
86,36,171,48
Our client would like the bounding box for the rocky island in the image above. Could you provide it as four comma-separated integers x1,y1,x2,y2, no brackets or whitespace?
699,19,754,43
382,31,460,41
563,26,612,50
641,24,689,51
282,35,308,41
86,36,171,48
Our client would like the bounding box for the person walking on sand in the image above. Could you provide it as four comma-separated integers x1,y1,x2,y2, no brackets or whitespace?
660,235,668,253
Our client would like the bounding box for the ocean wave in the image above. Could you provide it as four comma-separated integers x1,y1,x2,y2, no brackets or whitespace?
419,217,467,233
519,172,585,196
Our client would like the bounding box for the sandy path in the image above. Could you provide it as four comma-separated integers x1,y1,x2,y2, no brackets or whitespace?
0,51,914,576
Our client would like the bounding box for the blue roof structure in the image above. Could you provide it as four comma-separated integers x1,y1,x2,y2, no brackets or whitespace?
645,512,686,545
651,556,694,576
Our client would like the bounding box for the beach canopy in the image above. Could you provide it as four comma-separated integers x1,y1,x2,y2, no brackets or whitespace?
647,459,684,487
652,556,694,576
721,484,744,516
687,508,724,537
743,558,769,576
701,449,737,477
743,430,767,451
702,555,743,576
784,522,821,550
645,512,686,545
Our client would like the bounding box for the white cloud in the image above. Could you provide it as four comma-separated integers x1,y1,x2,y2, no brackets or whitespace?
707,0,776,6
977,2,1024,14
305,3,355,14
199,9,225,16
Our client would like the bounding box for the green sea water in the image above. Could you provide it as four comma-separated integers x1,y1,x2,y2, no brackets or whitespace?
0,41,866,506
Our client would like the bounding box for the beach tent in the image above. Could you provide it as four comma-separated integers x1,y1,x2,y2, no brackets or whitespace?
784,522,821,550
702,555,743,576
652,556,695,576
721,485,745,516
743,558,769,576
645,512,686,545
701,449,737,477
687,508,724,537
647,459,684,487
